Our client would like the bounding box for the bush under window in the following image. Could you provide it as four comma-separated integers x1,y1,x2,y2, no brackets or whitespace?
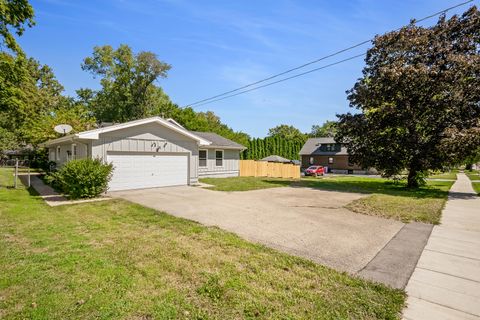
47,158,113,199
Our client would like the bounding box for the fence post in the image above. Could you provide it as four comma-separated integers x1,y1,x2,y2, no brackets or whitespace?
14,159,18,189
28,166,31,188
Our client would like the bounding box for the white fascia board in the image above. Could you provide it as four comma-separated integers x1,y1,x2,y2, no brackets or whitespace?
40,134,78,147
78,117,212,145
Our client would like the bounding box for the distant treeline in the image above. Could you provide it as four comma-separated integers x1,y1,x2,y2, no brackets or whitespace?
241,137,304,160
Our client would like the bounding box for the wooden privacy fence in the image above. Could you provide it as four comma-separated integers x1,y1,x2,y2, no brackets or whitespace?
239,160,300,179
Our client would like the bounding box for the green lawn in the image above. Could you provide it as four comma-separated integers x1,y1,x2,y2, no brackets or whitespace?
465,170,480,181
200,176,293,191
202,176,452,224
472,182,480,196
0,168,405,320
428,170,458,180
300,177,452,224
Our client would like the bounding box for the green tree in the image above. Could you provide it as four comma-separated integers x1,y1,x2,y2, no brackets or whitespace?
309,121,337,137
23,101,96,145
0,127,17,154
0,52,68,146
81,44,172,122
0,0,34,53
268,124,306,143
336,7,480,188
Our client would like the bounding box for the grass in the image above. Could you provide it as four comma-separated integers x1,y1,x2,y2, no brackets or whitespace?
472,182,480,196
202,176,453,224
465,170,480,181
0,168,405,320
200,176,293,191
428,170,458,180
299,177,452,224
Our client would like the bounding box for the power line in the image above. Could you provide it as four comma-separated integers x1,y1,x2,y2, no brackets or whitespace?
184,0,474,107
193,53,365,108
187,40,371,107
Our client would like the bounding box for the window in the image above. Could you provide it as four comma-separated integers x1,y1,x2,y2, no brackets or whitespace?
215,150,223,166
309,157,314,165
328,157,334,164
199,150,207,167
326,144,332,151
56,146,61,161
72,144,77,160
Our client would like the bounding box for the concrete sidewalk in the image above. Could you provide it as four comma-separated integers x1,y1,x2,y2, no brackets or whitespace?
403,173,480,319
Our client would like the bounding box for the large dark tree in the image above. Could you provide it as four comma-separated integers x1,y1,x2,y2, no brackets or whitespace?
336,7,480,188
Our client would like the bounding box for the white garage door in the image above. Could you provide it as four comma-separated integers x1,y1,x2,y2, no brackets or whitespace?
107,153,188,191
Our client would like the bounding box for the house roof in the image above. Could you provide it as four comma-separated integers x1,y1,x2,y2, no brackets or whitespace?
41,117,212,147
191,131,246,150
299,137,348,155
261,155,291,163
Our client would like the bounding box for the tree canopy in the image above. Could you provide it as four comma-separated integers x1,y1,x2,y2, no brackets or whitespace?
336,7,480,187
80,44,172,123
268,124,306,143
0,0,34,53
309,121,337,137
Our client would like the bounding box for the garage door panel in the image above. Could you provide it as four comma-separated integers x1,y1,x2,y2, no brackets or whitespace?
107,154,188,191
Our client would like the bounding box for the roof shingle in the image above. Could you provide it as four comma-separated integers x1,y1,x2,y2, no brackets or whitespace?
191,131,246,150
299,137,348,155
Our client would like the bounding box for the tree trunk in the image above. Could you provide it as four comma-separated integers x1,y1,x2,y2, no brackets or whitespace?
407,168,419,188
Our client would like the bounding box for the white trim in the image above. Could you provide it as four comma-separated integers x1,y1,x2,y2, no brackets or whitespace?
215,149,224,167
199,149,208,167
41,117,212,148
79,117,211,145
72,144,77,160
165,118,185,129
56,146,61,161
41,134,78,147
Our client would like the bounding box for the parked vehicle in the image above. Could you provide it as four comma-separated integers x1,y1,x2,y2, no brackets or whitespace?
304,165,324,177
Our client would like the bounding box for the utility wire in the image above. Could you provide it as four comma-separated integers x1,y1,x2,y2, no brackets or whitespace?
185,0,474,107
187,40,371,107
193,53,365,108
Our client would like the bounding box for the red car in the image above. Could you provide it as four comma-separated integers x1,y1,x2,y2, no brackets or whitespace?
304,165,325,177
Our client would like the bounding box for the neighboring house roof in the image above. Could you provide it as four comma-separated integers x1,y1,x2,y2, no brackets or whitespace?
41,117,212,147
191,131,246,150
299,137,349,156
261,155,291,163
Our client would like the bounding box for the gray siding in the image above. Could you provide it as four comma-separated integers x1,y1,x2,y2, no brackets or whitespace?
198,149,240,178
47,123,241,181
91,123,199,182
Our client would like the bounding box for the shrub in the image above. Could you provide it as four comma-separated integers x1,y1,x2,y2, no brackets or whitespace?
43,171,63,191
53,158,113,199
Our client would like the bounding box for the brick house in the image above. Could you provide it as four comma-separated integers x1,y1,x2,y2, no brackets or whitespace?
299,137,374,174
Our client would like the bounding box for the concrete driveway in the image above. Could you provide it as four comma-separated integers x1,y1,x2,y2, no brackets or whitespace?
111,186,404,274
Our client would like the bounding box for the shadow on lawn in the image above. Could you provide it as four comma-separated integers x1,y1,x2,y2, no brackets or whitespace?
291,177,451,199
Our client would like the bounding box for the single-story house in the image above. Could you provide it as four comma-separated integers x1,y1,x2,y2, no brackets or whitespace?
260,155,291,163
41,117,246,191
299,137,374,174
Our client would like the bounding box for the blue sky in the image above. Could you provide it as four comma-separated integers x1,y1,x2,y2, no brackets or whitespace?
20,0,473,137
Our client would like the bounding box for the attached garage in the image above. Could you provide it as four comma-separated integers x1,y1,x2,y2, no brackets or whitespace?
107,153,189,191
41,117,246,192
